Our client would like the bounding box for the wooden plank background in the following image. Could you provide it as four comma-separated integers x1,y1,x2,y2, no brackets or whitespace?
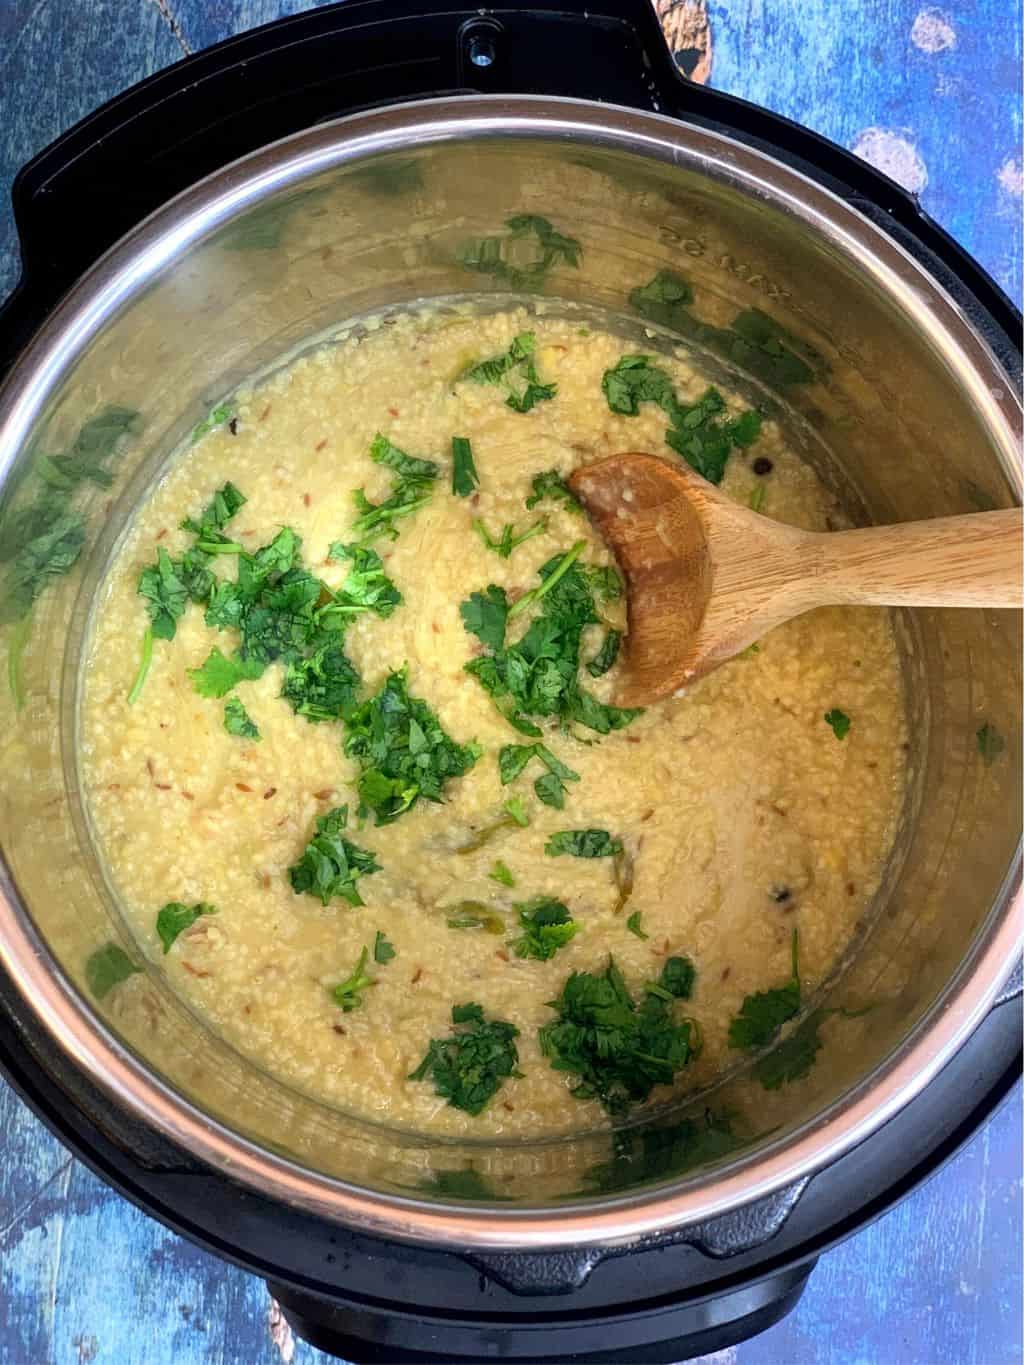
0,2,1021,1362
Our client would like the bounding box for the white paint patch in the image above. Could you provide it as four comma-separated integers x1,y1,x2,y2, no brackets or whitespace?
851,128,929,194
268,1297,295,1363
997,157,1024,197
692,1350,739,1365
911,7,957,52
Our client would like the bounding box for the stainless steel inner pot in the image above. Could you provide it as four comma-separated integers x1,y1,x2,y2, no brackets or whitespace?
0,97,1020,1250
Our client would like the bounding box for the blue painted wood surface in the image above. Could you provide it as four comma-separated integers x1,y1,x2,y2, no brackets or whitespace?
1,3,1021,1362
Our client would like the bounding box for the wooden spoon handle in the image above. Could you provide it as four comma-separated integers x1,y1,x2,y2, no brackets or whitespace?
800,508,1022,609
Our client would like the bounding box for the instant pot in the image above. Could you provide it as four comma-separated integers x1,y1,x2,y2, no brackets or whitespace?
0,3,1020,1360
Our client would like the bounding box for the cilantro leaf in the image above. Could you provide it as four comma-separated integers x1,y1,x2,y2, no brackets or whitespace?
488,860,515,887
353,433,439,541
460,585,508,653
223,696,260,740
629,271,821,389
460,331,557,412
281,642,360,723
754,1008,827,1090
181,481,246,538
2,406,141,622
138,548,189,641
457,216,581,291
525,469,581,514
343,668,480,824
462,550,640,738
189,647,265,698
324,542,402,620
503,795,530,827
977,721,1005,764
511,898,578,960
626,911,647,939
728,929,801,1050
824,708,851,740
288,805,381,907
409,1003,521,1115
546,829,622,859
539,958,697,1114
659,956,696,1000
473,517,547,559
373,930,396,964
498,742,580,809
330,946,376,1012
156,901,218,953
85,942,140,1000
191,402,235,443
601,354,761,484
587,629,621,678
451,436,479,498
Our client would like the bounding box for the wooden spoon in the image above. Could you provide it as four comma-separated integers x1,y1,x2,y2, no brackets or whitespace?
568,452,1023,707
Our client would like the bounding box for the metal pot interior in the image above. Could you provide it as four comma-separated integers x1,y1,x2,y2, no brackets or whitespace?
0,101,1019,1244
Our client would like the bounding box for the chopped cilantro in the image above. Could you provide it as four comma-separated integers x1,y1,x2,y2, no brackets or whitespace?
498,742,580,809
189,648,264,698
525,469,581,514
460,584,509,654
343,668,480,824
539,958,697,1114
626,911,647,939
601,354,761,484
156,901,217,953
629,271,821,388
489,860,516,887
330,946,377,1012
511,898,578,960
181,481,246,538
460,332,557,412
457,216,580,291
749,483,767,514
324,542,402,619
281,643,360,723
503,795,530,827
546,829,622,859
473,516,547,559
373,930,396,963
409,1002,521,1115
190,403,235,444
1,406,141,623
462,550,641,737
754,1008,827,1089
352,433,439,541
85,942,140,1000
587,628,621,678
977,722,1005,764
507,540,586,619
451,436,479,498
584,1108,745,1192
288,805,381,907
138,548,189,640
824,708,851,740
728,929,801,1050
127,626,154,705
223,696,260,740
658,956,696,1000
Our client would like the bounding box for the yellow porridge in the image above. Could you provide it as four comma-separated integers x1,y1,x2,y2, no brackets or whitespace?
80,308,907,1138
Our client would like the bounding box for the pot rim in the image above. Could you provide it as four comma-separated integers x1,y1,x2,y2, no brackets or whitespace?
0,94,1020,1250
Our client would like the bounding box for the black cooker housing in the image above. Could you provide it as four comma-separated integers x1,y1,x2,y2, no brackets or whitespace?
0,3,1020,1361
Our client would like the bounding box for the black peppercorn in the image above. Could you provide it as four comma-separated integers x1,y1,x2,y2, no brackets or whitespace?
769,884,792,904
753,456,774,476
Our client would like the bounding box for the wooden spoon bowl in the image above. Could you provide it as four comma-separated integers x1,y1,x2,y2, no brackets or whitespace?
568,452,1022,707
